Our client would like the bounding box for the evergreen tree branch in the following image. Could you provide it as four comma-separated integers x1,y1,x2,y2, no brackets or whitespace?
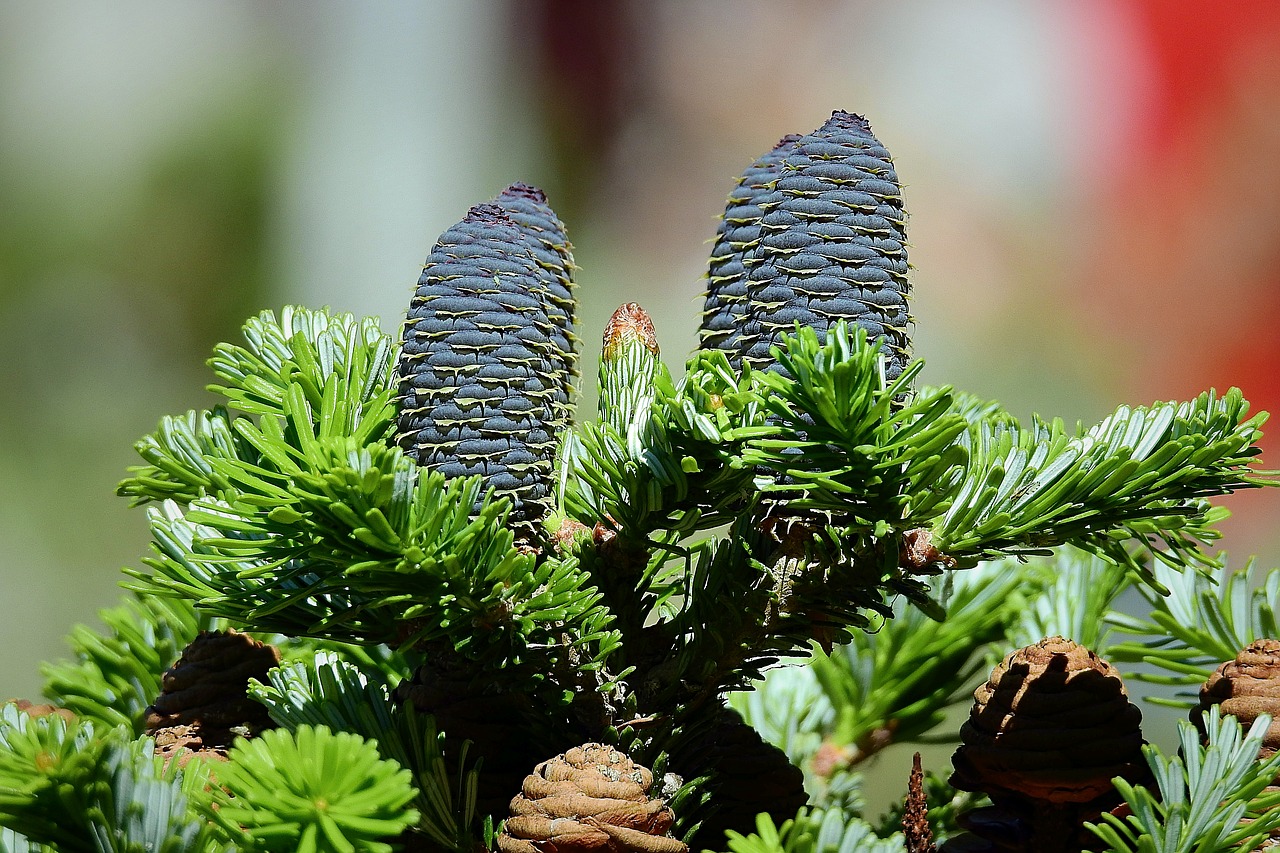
40,594,214,734
250,652,480,852
1088,707,1280,852
926,388,1270,583
1106,557,1277,706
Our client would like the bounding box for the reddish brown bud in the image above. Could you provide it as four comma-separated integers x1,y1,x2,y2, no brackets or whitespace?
603,303,660,360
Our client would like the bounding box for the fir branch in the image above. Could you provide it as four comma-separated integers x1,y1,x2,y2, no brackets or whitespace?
1004,548,1132,651
119,307,396,507
40,594,213,734
731,558,1036,812
0,706,211,852
118,406,259,506
739,324,967,529
562,344,762,541
0,827,41,853
1106,557,1278,706
927,388,1270,580
1087,707,1280,853
84,736,213,853
250,652,480,851
126,443,621,682
0,705,104,850
207,306,396,442
805,557,1028,760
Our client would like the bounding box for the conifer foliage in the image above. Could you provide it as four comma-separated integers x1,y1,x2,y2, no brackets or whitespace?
1,111,1277,852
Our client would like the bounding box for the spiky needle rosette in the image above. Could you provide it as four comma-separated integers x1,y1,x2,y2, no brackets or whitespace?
396,189,577,531
702,111,911,380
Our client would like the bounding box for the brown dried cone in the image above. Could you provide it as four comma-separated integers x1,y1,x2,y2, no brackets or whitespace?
396,657,584,819
143,629,280,769
665,707,809,850
942,637,1149,853
1195,639,1280,848
498,743,687,853
1195,638,1280,757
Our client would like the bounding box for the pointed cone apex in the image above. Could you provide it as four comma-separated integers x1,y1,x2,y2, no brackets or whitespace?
603,303,660,360
904,753,938,853
497,743,688,853
1196,638,1280,756
701,110,912,379
396,190,579,532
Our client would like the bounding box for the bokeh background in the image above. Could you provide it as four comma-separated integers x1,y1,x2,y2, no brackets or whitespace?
3,0,1280,800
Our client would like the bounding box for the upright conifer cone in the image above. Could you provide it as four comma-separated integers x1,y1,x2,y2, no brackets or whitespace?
701,111,911,379
701,134,800,358
396,188,577,531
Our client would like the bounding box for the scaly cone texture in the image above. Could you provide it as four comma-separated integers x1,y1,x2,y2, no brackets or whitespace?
1195,638,1280,757
396,190,577,532
1194,640,1280,850
701,111,911,379
701,134,800,359
904,753,939,853
497,743,687,853
143,629,279,769
944,638,1147,853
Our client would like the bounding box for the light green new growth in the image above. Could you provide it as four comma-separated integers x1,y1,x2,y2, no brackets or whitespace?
722,809,905,853
201,725,419,853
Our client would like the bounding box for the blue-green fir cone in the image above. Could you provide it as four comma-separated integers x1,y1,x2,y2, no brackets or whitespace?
395,193,577,529
493,182,579,384
702,111,912,380
701,133,800,358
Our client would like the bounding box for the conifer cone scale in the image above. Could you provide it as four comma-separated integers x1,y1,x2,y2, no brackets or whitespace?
143,629,279,769
396,193,576,529
1195,638,1280,756
701,134,800,360
701,111,911,379
944,638,1148,853
498,744,687,853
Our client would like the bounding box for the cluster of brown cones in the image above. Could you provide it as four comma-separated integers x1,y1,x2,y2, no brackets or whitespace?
898,636,1280,853
15,626,1280,853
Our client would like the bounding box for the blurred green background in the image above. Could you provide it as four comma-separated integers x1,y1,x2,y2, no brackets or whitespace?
3,0,1280,799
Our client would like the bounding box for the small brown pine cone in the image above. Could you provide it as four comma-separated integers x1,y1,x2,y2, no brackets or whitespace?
1195,639,1280,757
1195,640,1280,848
498,744,687,853
945,638,1148,853
666,707,808,850
144,629,279,768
